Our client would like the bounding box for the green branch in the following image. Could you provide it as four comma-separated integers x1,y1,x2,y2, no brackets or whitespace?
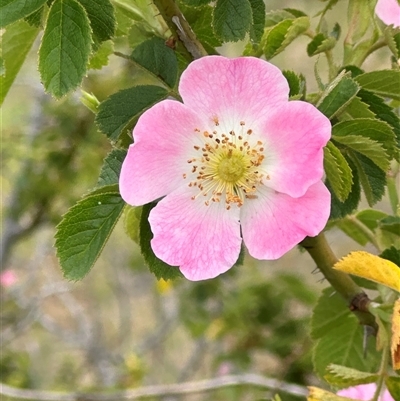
301,233,377,332
153,0,208,60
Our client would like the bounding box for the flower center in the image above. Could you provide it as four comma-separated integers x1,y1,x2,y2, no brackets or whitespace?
184,119,269,209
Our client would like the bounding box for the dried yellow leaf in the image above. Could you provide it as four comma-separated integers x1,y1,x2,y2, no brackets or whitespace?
334,251,400,292
307,387,354,401
392,298,400,370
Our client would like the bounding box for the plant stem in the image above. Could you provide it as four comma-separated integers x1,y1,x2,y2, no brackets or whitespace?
343,215,383,252
153,0,208,60
372,345,390,401
301,233,377,332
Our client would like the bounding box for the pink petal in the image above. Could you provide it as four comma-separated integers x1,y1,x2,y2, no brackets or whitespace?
241,181,331,260
260,101,331,198
376,0,400,27
119,100,204,206
337,384,394,401
149,187,242,281
179,56,289,128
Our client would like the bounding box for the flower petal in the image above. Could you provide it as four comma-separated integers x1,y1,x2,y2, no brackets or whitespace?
376,0,400,27
149,187,242,281
241,181,331,260
259,101,331,197
179,56,289,128
119,100,205,206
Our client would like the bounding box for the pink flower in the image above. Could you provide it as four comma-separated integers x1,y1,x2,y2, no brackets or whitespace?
120,56,331,280
0,269,17,287
375,0,400,27
337,383,394,400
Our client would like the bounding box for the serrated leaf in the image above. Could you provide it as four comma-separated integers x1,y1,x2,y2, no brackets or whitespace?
263,17,309,59
38,0,92,98
341,96,376,119
88,40,114,70
0,20,39,106
324,141,353,202
355,70,400,101
55,189,125,280
282,70,306,98
380,246,400,267
0,0,47,28
130,37,178,88
139,203,182,280
328,157,361,220
182,0,211,5
213,0,252,42
385,376,400,400
77,0,115,44
180,4,222,52
249,0,265,43
317,74,360,119
333,135,390,171
311,288,380,379
349,152,386,206
333,118,397,160
334,251,400,292
124,205,142,244
97,148,127,187
358,89,400,149
95,85,169,141
307,33,337,56
324,364,378,387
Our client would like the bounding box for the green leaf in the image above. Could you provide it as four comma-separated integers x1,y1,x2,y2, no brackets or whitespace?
180,4,222,53
385,377,400,401
332,118,397,160
263,17,309,59
380,246,400,267
264,9,294,27
0,0,47,28
324,364,379,387
307,33,336,56
311,288,380,380
380,216,400,236
317,73,360,119
124,205,142,244
77,0,115,44
324,141,353,202
213,0,252,42
340,96,376,120
97,148,127,187
283,8,307,18
130,37,178,88
0,20,39,106
355,70,400,101
24,6,44,27
332,135,390,171
335,219,370,247
38,0,92,98
55,188,125,280
88,40,114,70
282,70,306,98
139,203,182,280
328,158,361,220
249,0,265,43
95,85,169,141
358,89,400,149
349,152,386,206
356,209,388,231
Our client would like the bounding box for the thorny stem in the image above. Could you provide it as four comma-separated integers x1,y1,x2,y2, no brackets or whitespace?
152,0,208,60
301,233,378,332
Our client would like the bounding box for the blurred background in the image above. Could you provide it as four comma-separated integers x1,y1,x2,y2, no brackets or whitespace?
1,0,394,400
